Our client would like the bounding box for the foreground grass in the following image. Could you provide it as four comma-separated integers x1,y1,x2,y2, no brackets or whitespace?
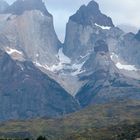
0,100,140,140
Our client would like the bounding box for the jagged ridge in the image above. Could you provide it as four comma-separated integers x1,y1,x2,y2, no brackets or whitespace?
70,0,114,27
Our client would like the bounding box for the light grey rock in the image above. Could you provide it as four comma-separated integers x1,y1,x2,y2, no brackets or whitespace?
0,0,60,66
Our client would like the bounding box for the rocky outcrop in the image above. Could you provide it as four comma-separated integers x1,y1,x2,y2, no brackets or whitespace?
0,49,79,121
76,40,140,107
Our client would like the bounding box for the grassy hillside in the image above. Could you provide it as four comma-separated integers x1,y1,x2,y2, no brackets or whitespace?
0,100,140,140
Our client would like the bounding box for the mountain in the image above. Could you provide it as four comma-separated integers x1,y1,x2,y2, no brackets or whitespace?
0,0,9,13
0,49,79,121
69,0,114,27
63,0,115,60
63,0,140,79
76,40,140,107
0,0,140,124
62,0,140,100
0,0,60,66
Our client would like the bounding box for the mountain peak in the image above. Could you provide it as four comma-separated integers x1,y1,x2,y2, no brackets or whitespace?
69,0,114,27
4,0,51,16
87,0,99,11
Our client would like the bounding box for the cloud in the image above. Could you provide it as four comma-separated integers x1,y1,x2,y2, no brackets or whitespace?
5,0,140,41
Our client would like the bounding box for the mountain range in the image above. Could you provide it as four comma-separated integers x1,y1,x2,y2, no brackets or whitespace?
0,0,139,123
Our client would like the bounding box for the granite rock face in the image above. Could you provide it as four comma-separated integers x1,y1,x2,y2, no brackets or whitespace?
63,0,115,60
0,49,79,121
0,0,60,66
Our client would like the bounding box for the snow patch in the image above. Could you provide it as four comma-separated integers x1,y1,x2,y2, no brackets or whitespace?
95,23,111,30
71,61,86,76
116,62,137,71
57,48,71,64
34,48,86,76
110,52,119,60
34,48,71,72
110,52,138,71
40,12,44,17
6,47,23,55
36,53,39,57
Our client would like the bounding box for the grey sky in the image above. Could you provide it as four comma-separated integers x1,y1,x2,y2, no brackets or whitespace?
5,0,140,41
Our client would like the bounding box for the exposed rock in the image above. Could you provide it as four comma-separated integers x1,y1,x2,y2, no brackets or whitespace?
0,0,140,122
135,30,140,41
0,49,79,121
70,0,114,27
0,0,60,66
5,0,50,16
94,40,109,53
116,32,140,68
64,1,116,61
76,40,140,107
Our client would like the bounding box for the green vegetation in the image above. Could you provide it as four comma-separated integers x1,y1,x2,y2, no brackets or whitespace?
0,100,140,140
64,122,140,140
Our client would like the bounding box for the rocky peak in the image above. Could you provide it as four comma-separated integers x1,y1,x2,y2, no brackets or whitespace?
0,0,9,13
69,0,114,27
5,0,51,16
135,30,140,41
0,0,60,67
94,40,109,53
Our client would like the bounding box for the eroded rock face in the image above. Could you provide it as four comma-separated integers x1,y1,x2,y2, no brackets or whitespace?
63,0,115,61
76,41,140,107
0,0,60,66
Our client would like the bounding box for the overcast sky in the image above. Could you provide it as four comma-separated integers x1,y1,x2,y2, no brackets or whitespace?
5,0,140,41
